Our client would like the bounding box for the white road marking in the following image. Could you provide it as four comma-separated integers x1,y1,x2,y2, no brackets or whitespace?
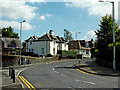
76,80,81,82
76,79,95,85
53,67,68,77
67,87,72,88
82,81,95,85
60,74,68,77
53,68,54,71
67,87,76,90
54,71,59,74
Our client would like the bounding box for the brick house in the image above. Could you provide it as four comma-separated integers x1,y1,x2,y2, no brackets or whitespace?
68,40,94,58
1,37,22,55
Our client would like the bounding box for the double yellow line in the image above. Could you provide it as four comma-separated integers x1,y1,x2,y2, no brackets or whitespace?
19,76,36,90
75,68,96,76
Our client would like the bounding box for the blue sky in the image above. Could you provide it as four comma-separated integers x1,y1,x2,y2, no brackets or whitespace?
1,0,120,42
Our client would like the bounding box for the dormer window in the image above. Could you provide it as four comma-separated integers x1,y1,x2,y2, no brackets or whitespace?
30,40,33,45
54,41,55,45
85,43,89,47
8,41,16,48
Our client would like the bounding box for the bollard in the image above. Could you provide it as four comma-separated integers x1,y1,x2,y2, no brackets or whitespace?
12,69,15,83
11,67,13,79
9,67,12,76
78,60,81,65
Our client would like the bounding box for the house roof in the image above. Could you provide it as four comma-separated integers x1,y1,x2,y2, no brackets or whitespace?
1,37,22,49
69,40,91,50
25,36,39,42
37,34,52,41
56,36,63,43
27,33,66,43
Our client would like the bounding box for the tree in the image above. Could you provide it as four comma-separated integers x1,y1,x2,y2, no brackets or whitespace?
1,26,19,38
64,29,73,42
95,14,120,57
22,42,26,48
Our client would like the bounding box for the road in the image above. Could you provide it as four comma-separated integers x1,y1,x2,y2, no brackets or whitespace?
19,59,118,89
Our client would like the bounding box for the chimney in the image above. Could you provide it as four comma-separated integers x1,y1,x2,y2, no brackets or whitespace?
49,30,54,35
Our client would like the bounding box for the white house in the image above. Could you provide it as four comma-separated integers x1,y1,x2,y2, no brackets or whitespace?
25,30,68,56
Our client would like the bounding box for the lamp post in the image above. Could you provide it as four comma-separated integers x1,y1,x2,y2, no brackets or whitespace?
99,0,116,72
76,32,81,40
20,20,25,65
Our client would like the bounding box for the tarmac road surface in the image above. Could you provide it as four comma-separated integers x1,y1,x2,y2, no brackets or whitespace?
19,59,118,89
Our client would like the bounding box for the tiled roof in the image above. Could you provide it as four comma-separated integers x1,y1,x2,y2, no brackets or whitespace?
69,40,91,50
1,37,22,49
30,34,66,43
25,36,40,42
56,36,63,43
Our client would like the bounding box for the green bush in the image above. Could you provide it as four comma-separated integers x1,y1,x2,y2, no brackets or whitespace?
94,49,98,57
107,42,120,60
103,42,120,69
95,42,120,70
57,50,77,58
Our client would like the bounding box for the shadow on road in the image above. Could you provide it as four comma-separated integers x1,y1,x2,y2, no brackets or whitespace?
55,65,90,69
55,66,75,69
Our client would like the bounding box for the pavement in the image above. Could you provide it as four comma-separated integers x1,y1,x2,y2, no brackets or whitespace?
0,60,61,89
1,64,34,90
1,62,43,89
1,58,120,89
75,58,120,77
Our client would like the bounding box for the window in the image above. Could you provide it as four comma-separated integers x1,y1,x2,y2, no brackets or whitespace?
86,50,89,55
64,43,66,47
53,48,55,55
29,49,33,52
85,43,89,47
71,43,73,46
30,41,32,45
41,48,44,55
54,41,55,45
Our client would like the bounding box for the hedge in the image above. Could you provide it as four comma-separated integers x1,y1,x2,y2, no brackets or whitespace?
95,42,120,70
57,50,77,58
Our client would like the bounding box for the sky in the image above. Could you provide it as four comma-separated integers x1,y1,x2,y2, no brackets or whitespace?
0,0,120,42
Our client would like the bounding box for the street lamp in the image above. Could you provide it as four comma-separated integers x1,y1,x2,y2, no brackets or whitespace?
76,32,81,40
98,0,116,72
20,20,25,65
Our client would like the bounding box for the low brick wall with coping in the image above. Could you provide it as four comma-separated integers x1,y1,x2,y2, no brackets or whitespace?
2,55,20,67
2,55,58,67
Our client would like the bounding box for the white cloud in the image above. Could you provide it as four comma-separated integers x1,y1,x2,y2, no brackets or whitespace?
0,0,37,20
40,16,46,20
0,20,35,30
65,0,120,19
46,13,52,17
83,30,96,41
40,14,52,20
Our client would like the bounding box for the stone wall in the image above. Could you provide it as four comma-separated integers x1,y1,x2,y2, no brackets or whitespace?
2,55,58,67
28,56,58,64
2,55,20,67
